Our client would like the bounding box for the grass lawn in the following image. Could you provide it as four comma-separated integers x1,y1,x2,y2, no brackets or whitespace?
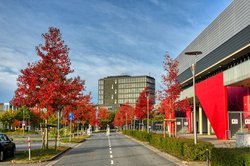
13,146,68,163
5,130,39,135
60,135,89,143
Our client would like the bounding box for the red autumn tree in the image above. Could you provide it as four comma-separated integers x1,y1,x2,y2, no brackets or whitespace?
11,27,85,149
114,102,134,127
114,110,124,127
97,107,110,128
134,87,153,120
159,54,189,137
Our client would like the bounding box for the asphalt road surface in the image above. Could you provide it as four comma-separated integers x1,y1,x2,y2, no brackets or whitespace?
46,132,177,166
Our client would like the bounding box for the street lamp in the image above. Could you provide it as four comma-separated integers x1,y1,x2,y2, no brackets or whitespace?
146,93,149,133
185,51,202,144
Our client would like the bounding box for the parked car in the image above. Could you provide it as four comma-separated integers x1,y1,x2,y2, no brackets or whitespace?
0,133,15,161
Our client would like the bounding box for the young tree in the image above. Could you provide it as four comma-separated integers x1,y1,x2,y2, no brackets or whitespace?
15,106,42,129
0,110,16,129
114,102,134,128
134,87,153,120
11,27,85,149
97,108,110,129
114,110,124,128
159,54,189,137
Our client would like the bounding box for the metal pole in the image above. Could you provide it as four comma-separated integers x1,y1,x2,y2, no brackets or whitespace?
147,95,149,133
70,120,72,142
23,110,25,136
185,51,202,144
192,62,197,144
163,120,166,138
57,111,60,146
126,112,127,130
28,136,31,160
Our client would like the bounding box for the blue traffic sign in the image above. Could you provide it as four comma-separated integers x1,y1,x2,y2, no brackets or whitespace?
69,112,74,121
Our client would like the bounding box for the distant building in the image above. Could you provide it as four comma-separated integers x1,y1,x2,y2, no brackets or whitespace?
0,103,16,112
98,75,155,111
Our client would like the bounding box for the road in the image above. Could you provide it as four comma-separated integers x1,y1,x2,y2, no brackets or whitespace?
46,132,177,166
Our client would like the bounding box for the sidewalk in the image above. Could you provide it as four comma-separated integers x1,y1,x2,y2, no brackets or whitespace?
177,133,236,148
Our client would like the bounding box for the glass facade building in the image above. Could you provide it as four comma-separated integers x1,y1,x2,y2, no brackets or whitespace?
98,75,155,111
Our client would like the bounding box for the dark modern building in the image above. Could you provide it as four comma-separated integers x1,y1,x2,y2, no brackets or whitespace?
98,75,155,111
176,0,250,140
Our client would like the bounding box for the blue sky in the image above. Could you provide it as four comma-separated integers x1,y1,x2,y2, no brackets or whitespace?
0,0,232,103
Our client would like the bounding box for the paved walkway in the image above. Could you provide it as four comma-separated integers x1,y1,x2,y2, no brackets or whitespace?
178,133,236,148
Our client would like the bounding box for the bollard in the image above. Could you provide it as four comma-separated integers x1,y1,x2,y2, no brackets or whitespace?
28,137,31,160
206,149,209,166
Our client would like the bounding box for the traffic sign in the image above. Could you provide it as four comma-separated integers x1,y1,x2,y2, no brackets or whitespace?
22,120,26,126
69,112,74,121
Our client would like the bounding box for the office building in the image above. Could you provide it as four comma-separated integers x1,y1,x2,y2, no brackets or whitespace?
98,75,155,111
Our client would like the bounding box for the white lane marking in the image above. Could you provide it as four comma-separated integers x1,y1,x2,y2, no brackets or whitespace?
108,135,114,165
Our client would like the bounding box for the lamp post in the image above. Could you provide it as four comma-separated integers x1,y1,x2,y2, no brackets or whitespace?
185,51,202,144
146,94,149,133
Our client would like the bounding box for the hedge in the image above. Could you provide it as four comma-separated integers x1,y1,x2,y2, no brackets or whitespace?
122,130,214,161
211,148,250,166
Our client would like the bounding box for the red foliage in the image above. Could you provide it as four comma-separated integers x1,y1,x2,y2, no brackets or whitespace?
134,87,153,120
114,102,134,127
114,110,124,127
97,107,109,126
159,54,185,119
11,27,85,119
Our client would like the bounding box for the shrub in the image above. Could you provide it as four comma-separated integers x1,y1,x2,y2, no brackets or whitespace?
122,130,213,161
183,141,213,161
211,148,250,166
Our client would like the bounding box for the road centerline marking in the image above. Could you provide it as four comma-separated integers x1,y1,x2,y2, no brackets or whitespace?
108,135,114,165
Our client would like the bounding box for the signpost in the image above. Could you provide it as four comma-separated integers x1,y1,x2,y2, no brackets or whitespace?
69,113,74,142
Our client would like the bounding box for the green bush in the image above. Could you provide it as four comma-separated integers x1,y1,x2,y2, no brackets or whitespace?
211,148,250,166
122,130,213,161
183,141,213,161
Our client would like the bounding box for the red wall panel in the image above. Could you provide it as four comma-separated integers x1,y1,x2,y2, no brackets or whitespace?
196,73,228,139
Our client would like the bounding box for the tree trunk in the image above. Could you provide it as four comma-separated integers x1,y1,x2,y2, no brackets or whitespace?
54,127,57,150
45,119,48,149
41,125,45,149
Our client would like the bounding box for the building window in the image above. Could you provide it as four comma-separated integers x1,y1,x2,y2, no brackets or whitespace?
111,94,113,99
115,89,117,94
111,84,113,89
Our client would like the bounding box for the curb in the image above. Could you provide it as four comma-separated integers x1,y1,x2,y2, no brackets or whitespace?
122,134,206,166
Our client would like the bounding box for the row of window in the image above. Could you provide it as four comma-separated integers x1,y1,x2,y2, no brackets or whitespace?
118,93,139,99
118,88,144,94
118,99,137,104
118,83,146,88
118,77,146,84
